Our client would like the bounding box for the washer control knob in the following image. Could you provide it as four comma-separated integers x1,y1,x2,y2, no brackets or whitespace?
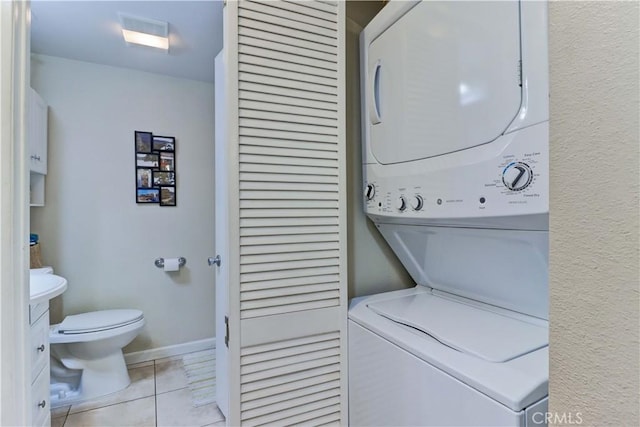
396,196,407,212
410,195,424,211
502,162,533,191
364,184,376,201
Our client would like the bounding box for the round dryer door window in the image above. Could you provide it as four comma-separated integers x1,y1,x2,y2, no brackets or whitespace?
367,1,522,165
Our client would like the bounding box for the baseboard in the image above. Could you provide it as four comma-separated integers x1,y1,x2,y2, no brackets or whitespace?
124,337,215,365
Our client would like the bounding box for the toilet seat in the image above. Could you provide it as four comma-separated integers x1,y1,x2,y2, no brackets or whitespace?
50,310,145,344
57,309,144,334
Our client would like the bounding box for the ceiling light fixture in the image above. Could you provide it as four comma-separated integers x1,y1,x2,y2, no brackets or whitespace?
119,13,169,52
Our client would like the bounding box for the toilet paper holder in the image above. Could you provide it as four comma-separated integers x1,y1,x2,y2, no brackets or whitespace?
154,257,186,269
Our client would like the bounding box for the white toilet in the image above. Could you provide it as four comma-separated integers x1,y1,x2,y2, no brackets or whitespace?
34,267,145,406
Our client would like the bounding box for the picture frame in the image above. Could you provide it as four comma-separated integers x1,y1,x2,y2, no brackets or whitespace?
136,168,153,189
159,152,175,172
135,131,153,153
160,186,176,206
152,171,175,186
136,188,160,203
153,136,175,152
134,131,177,206
136,153,159,168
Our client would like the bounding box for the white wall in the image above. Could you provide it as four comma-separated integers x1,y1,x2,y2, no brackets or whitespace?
30,55,215,352
549,2,639,424
346,2,414,297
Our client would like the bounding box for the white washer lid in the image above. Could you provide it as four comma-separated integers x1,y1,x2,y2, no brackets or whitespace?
58,309,144,334
368,293,547,362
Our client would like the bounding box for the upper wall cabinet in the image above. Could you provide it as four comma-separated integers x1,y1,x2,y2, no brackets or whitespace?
28,88,48,175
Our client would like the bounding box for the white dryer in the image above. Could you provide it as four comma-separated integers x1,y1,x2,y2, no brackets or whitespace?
350,1,549,426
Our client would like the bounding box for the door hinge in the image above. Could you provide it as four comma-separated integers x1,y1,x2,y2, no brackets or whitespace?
518,59,523,87
224,315,229,348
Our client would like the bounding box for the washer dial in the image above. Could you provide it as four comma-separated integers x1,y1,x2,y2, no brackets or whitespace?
364,184,376,201
502,162,533,191
396,196,407,212
410,195,424,211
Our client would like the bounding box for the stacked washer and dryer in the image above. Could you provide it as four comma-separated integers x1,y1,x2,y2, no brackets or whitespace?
350,1,549,426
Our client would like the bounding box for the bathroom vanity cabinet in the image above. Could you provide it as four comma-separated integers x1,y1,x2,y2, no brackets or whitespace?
28,87,48,207
30,301,51,427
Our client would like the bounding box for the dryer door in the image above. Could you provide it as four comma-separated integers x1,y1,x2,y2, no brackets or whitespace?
367,1,522,164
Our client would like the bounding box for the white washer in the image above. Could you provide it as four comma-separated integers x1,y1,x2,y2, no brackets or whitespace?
349,287,548,426
351,1,549,426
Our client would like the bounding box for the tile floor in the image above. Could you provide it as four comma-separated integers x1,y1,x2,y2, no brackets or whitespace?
50,355,225,427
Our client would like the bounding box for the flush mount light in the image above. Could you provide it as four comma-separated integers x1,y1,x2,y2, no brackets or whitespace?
119,13,169,51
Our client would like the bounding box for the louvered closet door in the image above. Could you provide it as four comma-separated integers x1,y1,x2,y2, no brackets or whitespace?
218,1,346,425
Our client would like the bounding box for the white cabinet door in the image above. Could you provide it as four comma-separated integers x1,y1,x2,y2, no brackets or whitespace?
28,88,48,174
218,1,347,425
30,310,50,383
31,367,50,427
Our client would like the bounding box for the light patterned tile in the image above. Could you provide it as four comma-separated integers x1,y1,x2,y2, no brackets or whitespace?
156,388,224,427
65,396,155,427
126,360,154,369
154,353,187,364
51,405,70,418
155,358,188,394
68,365,155,414
51,416,66,427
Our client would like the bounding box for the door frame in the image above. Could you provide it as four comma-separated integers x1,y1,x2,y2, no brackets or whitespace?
221,1,242,424
0,0,31,425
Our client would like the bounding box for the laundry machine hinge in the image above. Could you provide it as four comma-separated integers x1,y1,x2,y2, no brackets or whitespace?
518,60,523,87
225,315,229,348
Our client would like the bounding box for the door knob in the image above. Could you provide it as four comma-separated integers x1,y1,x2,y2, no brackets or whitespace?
208,255,221,267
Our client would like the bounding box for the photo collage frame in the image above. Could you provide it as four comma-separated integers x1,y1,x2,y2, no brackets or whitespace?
135,131,176,206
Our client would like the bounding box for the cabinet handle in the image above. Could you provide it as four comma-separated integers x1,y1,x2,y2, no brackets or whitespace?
38,400,46,408
30,155,41,161
37,344,45,352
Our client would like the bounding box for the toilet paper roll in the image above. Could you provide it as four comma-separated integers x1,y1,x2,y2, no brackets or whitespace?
163,258,180,272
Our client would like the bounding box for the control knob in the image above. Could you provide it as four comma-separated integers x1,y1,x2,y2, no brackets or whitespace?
364,184,376,201
410,195,424,211
396,196,407,212
502,162,533,191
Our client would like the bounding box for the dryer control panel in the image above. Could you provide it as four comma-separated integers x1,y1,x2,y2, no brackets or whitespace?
363,122,548,228
360,0,549,231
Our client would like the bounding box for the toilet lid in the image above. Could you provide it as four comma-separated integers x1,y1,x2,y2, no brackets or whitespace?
58,309,144,334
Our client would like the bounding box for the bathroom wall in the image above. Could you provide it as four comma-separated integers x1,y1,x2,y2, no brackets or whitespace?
30,54,215,353
549,2,639,425
345,1,415,297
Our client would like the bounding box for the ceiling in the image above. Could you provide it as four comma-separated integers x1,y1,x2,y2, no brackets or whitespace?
30,1,223,83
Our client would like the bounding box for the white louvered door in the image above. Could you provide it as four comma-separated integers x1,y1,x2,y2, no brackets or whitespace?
216,1,347,425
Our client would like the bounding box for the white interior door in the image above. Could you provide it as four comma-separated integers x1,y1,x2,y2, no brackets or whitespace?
214,51,229,419
220,1,347,425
